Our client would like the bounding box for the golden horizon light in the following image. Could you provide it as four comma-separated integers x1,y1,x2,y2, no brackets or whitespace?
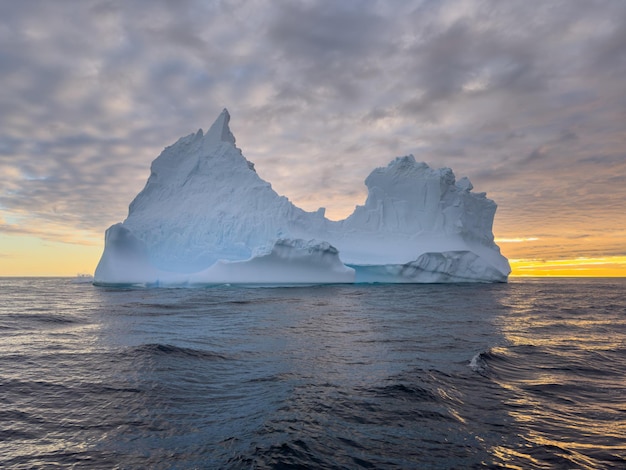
1,231,625,278
509,256,626,278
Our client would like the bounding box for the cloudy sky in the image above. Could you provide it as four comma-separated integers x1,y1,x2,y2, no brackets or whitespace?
1,0,625,275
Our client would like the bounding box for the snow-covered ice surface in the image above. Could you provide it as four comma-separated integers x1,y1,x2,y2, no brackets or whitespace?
94,109,510,286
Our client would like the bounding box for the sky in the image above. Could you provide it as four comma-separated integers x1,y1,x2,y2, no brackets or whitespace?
1,0,625,277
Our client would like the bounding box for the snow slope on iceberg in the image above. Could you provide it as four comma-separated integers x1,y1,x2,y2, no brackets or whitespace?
94,109,510,285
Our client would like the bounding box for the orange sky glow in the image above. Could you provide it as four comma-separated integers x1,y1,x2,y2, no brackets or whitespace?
1,230,624,278
1,2,625,279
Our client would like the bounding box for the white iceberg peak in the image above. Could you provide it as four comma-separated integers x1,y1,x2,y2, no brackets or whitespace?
95,109,510,285
205,108,235,145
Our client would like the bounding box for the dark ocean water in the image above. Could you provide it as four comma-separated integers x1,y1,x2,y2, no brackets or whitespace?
0,277,625,469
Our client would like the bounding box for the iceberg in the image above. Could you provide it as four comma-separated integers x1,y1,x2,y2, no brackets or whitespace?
94,109,510,286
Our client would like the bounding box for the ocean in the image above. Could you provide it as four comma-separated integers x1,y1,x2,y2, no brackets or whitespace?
0,277,624,469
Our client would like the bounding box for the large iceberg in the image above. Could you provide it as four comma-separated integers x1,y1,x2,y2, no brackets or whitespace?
94,109,510,286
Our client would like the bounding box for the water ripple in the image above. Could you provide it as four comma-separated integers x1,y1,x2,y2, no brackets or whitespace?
0,278,625,468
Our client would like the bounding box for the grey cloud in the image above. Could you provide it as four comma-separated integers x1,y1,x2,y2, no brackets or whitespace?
576,153,626,167
268,2,386,58
557,130,578,143
265,2,391,108
586,7,626,76
523,147,548,165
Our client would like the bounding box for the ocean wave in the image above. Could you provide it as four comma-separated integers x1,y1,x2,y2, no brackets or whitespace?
124,343,228,360
372,383,438,402
468,348,509,375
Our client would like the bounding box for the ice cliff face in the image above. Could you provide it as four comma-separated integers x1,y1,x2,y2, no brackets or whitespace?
94,109,510,285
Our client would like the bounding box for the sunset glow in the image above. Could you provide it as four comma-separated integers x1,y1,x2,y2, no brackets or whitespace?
1,229,624,278
1,1,625,277
509,257,626,278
